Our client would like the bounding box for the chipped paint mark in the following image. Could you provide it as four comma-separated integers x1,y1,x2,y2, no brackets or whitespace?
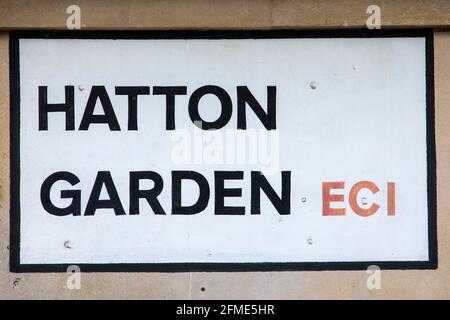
12,278,22,288
64,240,74,249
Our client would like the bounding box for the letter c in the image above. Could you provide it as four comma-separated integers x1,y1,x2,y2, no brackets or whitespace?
349,181,380,217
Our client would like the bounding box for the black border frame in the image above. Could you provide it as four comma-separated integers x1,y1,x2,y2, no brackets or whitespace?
9,29,437,273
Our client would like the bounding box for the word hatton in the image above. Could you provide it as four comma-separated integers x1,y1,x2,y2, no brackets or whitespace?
38,85,277,131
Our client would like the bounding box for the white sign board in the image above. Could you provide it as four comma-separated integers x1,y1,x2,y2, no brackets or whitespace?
10,31,436,272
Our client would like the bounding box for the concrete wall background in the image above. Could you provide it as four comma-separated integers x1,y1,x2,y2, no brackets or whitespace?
0,0,449,299
1,0,450,29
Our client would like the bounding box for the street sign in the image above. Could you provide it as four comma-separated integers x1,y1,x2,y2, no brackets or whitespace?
10,31,436,272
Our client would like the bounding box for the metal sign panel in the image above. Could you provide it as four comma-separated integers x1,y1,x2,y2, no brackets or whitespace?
10,30,436,272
